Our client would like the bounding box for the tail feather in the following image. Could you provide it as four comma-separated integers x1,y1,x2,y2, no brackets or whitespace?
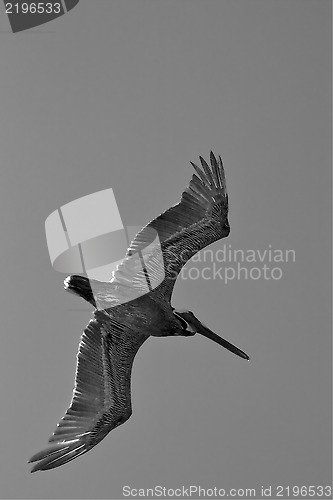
64,275,96,307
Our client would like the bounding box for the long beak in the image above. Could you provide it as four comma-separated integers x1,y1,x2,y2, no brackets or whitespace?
196,322,250,360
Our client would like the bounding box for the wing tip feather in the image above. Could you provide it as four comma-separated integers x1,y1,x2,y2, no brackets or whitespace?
28,439,89,472
190,152,227,194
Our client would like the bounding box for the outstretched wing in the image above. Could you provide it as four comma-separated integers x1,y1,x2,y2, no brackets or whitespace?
113,152,230,300
29,312,148,472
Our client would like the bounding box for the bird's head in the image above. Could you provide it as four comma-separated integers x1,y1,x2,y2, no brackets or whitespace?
173,309,249,360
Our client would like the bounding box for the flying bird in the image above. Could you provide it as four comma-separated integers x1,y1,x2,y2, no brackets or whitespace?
29,152,249,472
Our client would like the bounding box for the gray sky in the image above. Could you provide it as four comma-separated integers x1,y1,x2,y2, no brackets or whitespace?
0,1,331,499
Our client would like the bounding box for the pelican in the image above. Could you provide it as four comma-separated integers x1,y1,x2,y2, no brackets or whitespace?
29,152,249,472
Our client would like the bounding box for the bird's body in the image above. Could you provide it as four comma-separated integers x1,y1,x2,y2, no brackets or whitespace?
29,152,249,472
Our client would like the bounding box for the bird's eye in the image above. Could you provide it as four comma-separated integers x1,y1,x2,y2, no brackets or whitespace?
175,314,189,330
